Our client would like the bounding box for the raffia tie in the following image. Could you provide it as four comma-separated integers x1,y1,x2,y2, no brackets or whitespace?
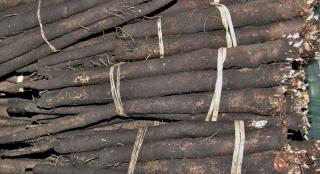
205,47,226,121
16,75,24,92
205,0,237,121
157,17,165,58
37,0,59,52
231,120,245,174
127,127,148,174
109,62,126,116
210,0,237,48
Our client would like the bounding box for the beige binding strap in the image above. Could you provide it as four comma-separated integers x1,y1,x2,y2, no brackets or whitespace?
109,62,126,116
17,75,24,92
205,0,237,121
153,120,161,126
205,47,227,121
127,127,148,174
157,17,165,58
17,75,24,83
231,120,245,174
210,0,237,48
37,0,59,52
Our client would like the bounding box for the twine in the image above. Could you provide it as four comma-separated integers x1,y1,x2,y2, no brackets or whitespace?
17,75,24,92
231,120,245,174
153,120,161,126
210,0,237,47
205,47,227,121
127,127,148,174
157,17,165,58
16,75,24,83
109,62,126,116
205,0,237,121
37,0,59,52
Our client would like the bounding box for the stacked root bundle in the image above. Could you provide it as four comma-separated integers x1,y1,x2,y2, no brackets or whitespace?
0,0,319,173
